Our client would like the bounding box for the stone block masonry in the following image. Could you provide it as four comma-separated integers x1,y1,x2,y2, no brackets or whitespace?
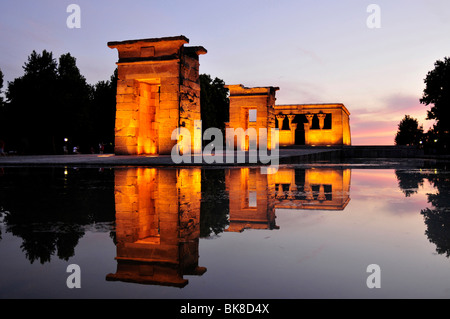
108,36,207,155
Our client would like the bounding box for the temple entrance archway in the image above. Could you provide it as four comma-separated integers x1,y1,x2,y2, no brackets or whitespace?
293,114,306,145
137,81,160,154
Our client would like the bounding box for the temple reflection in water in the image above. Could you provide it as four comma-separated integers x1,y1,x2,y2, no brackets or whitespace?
226,167,351,232
106,166,351,287
106,168,205,287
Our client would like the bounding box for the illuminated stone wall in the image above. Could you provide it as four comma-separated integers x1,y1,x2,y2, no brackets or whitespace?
225,85,279,150
274,104,351,146
225,83,351,147
108,36,206,155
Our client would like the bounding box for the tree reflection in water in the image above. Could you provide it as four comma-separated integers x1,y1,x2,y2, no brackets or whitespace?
0,167,231,266
395,169,424,197
0,166,349,268
0,167,116,263
396,165,450,257
200,169,229,238
1,164,448,271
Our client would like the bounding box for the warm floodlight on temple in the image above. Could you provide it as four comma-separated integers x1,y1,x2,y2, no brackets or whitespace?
108,35,351,157
226,84,351,148
108,35,207,155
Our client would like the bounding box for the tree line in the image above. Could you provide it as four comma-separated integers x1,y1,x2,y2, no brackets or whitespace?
395,57,450,154
0,50,117,155
1,50,448,155
0,50,229,155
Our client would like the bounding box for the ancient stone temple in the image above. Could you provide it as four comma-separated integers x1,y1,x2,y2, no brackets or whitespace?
108,35,351,155
108,36,206,155
227,84,351,147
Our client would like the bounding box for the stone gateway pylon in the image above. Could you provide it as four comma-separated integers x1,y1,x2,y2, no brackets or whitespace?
108,36,206,155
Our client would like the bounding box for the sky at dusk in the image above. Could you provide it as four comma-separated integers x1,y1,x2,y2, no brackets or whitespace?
1,0,450,145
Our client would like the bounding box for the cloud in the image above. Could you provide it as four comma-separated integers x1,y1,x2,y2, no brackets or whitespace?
276,80,327,104
350,93,432,145
296,47,324,66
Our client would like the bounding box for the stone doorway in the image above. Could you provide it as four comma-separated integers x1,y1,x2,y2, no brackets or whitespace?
293,114,306,145
137,81,160,155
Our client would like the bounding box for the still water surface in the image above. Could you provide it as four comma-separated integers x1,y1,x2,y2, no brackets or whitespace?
0,162,449,299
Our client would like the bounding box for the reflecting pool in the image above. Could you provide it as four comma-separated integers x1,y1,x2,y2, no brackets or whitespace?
0,162,449,299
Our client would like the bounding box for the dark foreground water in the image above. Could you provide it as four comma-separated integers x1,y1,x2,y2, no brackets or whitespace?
0,161,449,299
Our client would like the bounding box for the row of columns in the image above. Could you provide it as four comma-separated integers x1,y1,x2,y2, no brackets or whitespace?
276,113,327,130
275,183,328,201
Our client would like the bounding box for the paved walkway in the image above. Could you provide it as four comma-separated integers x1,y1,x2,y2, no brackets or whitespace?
0,148,340,166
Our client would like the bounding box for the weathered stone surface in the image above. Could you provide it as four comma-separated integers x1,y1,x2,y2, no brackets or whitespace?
109,36,206,155
225,84,279,150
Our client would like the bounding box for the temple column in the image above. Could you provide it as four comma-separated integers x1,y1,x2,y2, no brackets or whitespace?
287,115,296,145
276,114,285,129
305,113,314,128
303,122,310,145
290,123,297,145
305,183,314,201
276,184,282,199
304,113,314,146
317,184,326,201
317,112,326,130
288,182,297,200
287,115,295,129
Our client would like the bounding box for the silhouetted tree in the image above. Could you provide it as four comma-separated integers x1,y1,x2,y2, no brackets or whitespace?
200,169,229,237
200,74,229,141
91,68,117,153
6,50,59,154
420,57,450,153
0,68,3,107
4,50,116,154
56,53,93,153
394,115,424,146
0,68,6,151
